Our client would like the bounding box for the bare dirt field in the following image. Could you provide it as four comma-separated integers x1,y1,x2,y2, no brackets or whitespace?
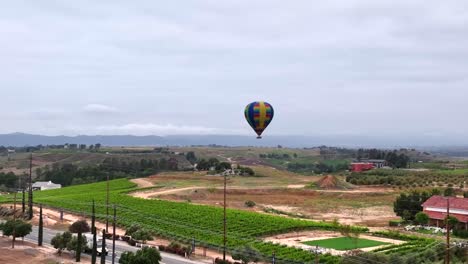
129,178,399,227
0,237,80,264
128,166,399,227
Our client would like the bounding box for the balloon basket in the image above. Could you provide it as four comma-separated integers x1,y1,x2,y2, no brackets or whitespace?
256,136,262,139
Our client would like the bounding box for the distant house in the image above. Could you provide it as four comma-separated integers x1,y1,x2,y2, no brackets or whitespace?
422,195,468,230
369,159,387,168
350,163,374,172
32,181,62,191
350,159,388,172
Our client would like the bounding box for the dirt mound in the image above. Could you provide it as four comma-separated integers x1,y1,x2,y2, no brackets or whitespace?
316,175,354,190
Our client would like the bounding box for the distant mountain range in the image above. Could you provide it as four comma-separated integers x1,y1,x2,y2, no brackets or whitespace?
1,132,468,149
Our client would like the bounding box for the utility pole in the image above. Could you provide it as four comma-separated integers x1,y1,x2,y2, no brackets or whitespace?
112,205,116,264
315,245,319,264
106,173,110,234
91,200,97,264
101,229,106,264
28,153,33,220
38,204,43,246
223,174,227,262
12,190,17,249
446,198,450,264
21,175,25,214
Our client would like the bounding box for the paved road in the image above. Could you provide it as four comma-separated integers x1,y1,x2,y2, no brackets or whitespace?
23,225,204,264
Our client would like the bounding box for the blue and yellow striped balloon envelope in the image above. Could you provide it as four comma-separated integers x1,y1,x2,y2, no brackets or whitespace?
244,101,274,139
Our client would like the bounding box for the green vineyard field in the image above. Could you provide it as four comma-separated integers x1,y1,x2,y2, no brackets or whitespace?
32,179,347,263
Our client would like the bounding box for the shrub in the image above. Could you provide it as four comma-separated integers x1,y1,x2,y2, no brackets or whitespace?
215,258,234,264
51,231,72,256
389,220,402,227
158,241,191,257
415,212,429,225
453,229,468,238
119,247,161,264
244,200,256,208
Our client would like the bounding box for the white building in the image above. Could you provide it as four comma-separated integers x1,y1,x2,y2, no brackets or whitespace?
32,181,62,191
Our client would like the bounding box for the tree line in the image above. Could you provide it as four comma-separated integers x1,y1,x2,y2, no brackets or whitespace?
357,148,410,168
36,157,179,186
196,157,255,176
259,153,297,159
0,143,102,153
287,161,349,174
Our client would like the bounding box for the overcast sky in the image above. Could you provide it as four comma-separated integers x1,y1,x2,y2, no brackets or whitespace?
1,1,468,138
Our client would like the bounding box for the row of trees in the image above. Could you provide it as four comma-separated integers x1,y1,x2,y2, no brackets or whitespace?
50,219,160,264
356,148,410,168
259,153,297,159
287,161,349,174
0,143,102,153
36,157,179,186
196,158,224,171
197,158,255,176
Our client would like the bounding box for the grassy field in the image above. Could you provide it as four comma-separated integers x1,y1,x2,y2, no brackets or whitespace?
303,237,389,250
26,179,360,263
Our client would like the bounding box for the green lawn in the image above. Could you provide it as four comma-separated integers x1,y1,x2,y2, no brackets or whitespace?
303,237,389,250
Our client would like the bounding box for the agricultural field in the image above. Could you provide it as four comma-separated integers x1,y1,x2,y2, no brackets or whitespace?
347,168,468,189
9,179,440,263
303,237,389,250
135,169,398,226
0,151,193,176
29,179,351,263
2,146,466,263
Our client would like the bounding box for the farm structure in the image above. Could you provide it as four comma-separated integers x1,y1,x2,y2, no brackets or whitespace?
32,181,62,191
422,195,468,230
350,159,387,172
350,163,374,172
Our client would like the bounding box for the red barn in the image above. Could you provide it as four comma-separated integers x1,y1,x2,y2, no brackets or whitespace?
422,195,468,230
350,162,374,172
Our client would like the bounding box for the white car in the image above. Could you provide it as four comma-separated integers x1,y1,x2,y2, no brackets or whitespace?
83,233,109,256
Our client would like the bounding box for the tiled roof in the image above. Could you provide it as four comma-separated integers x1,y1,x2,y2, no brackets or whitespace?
422,195,468,211
424,210,468,223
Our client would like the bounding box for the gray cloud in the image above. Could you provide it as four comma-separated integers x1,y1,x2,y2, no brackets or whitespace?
1,1,468,142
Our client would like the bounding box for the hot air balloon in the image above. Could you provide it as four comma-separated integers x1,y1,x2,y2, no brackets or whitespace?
244,101,274,139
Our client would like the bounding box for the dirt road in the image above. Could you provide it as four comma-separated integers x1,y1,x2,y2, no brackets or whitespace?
130,178,154,188
129,178,393,200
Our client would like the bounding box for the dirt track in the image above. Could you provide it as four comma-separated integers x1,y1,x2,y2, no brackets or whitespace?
129,177,393,199
131,178,154,188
